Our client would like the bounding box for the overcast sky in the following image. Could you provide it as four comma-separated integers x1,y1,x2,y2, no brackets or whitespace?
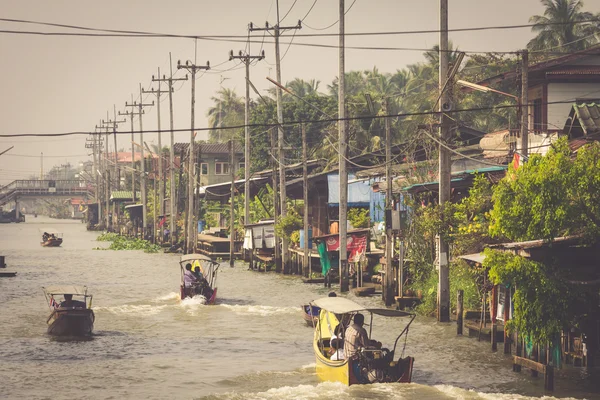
1,0,599,185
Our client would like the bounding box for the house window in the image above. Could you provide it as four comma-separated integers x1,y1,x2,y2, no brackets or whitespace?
200,163,208,175
532,98,543,133
215,162,229,175
238,162,245,170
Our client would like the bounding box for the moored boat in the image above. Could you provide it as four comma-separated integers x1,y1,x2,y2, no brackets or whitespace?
42,285,94,336
179,254,219,304
310,296,415,385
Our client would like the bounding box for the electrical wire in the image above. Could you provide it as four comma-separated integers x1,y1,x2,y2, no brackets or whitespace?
301,0,357,31
0,98,589,138
301,0,319,23
280,0,299,23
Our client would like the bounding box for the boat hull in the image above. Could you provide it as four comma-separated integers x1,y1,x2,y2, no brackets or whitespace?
180,285,217,304
302,304,320,326
47,309,94,336
313,336,414,385
41,238,63,247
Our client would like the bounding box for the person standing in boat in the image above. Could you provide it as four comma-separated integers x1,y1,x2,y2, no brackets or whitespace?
184,264,199,288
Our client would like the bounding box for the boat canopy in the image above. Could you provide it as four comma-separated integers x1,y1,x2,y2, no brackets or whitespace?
311,297,414,317
179,253,213,264
43,285,88,296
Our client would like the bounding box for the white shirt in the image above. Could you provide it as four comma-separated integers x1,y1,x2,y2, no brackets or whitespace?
330,349,345,361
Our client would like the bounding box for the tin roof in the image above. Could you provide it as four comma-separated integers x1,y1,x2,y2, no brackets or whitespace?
110,190,141,200
173,142,243,154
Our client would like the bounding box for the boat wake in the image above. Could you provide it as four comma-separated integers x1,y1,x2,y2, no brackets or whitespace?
94,304,168,316
180,295,207,306
152,292,180,302
218,304,299,316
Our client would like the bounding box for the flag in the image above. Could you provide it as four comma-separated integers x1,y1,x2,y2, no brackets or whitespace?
513,153,520,170
50,297,59,309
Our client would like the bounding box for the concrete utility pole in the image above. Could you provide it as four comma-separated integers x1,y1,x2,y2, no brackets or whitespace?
249,4,302,273
177,59,210,254
437,0,451,322
384,100,394,306
118,94,143,202
520,50,529,158
96,119,111,229
40,152,43,180
229,139,235,267
153,54,188,246
126,87,154,238
302,123,309,277
144,68,171,226
270,128,280,268
338,0,349,292
229,49,265,227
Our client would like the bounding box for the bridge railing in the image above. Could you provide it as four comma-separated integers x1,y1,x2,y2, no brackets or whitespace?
0,180,92,198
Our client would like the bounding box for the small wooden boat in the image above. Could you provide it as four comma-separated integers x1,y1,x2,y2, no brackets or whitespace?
310,296,415,385
41,230,63,247
43,285,94,336
179,254,219,304
302,304,321,326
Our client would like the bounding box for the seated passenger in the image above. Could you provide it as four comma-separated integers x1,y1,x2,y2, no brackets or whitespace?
184,263,198,287
329,337,345,361
344,313,381,360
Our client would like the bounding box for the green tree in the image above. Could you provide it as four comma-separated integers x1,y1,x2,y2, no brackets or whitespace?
527,0,597,52
489,139,600,241
206,88,245,143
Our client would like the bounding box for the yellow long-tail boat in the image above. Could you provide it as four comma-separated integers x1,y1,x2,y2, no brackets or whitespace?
310,297,415,385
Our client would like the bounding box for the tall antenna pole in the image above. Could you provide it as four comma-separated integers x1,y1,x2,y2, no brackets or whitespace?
338,0,349,292
178,59,210,254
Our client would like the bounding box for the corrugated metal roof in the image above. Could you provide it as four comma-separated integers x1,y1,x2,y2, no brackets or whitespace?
489,235,582,250
173,142,243,154
110,190,141,200
546,66,600,75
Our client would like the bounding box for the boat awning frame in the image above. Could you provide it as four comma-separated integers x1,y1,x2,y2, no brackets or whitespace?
311,297,414,317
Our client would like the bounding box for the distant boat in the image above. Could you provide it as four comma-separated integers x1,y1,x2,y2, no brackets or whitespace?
42,285,95,336
179,254,219,304
41,229,63,247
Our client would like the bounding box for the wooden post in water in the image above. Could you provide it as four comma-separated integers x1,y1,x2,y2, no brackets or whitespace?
504,286,511,354
514,330,522,372
457,290,463,335
531,344,539,377
491,285,497,352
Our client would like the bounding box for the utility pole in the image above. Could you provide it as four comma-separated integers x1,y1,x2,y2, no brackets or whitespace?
338,0,349,292
145,69,171,228
118,94,143,203
40,152,43,180
521,50,529,158
96,119,111,230
384,100,394,306
250,4,302,274
177,59,210,254
302,123,309,277
126,88,153,239
229,49,265,227
229,139,235,267
437,0,451,322
270,128,280,269
102,111,125,190
153,54,188,246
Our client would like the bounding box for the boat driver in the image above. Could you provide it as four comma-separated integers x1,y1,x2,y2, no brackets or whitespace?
60,294,86,308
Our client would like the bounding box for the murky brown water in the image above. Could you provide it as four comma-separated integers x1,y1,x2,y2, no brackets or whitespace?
0,216,598,399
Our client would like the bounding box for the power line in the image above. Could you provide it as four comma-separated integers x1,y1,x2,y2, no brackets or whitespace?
1,17,598,40
280,0,299,23
0,98,584,138
301,0,357,31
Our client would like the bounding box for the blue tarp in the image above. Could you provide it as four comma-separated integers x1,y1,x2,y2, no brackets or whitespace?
327,173,385,222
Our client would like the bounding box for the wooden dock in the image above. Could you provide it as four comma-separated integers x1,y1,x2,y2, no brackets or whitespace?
196,234,242,259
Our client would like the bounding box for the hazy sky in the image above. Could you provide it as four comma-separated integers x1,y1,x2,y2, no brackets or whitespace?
1,0,599,184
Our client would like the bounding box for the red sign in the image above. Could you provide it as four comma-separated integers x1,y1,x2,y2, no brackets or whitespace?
325,233,368,262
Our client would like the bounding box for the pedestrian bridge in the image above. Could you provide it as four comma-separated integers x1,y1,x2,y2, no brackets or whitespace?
0,180,93,206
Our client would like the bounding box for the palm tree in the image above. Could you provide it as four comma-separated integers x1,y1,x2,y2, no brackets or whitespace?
206,88,245,142
527,0,596,52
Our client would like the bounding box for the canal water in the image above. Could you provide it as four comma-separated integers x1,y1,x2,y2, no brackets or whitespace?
0,217,598,399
